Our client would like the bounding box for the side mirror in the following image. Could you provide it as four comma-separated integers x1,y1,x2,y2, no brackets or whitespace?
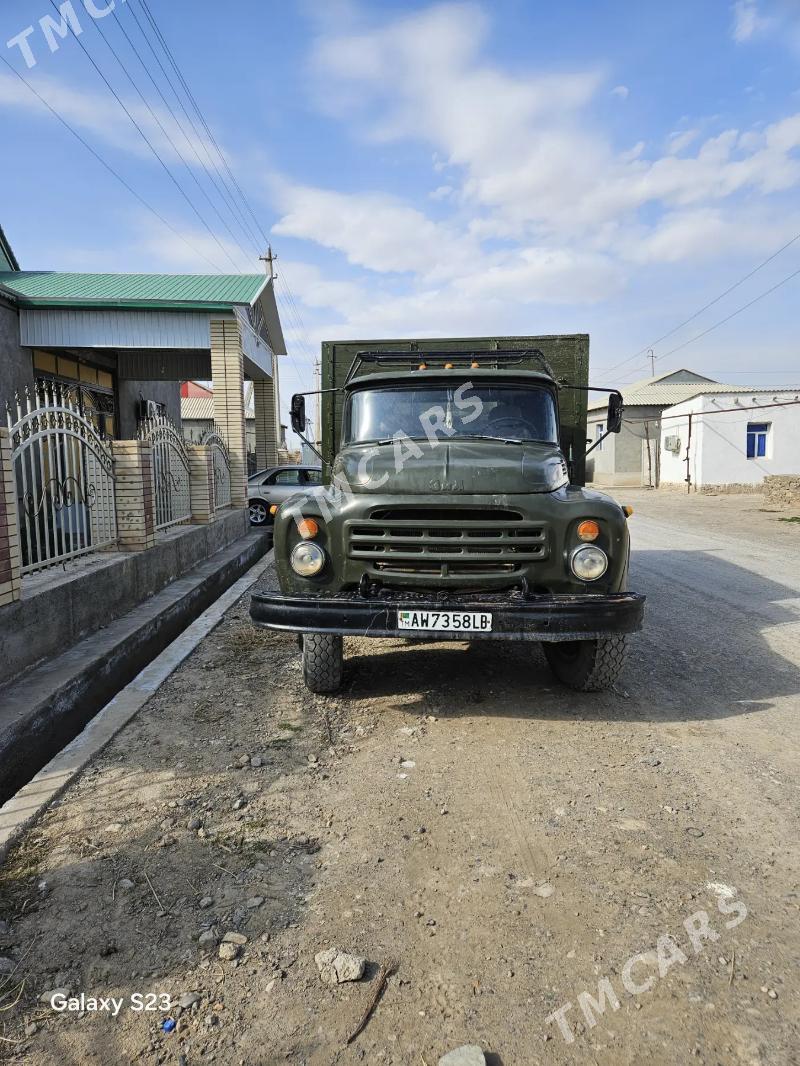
290,393,306,434
607,392,623,434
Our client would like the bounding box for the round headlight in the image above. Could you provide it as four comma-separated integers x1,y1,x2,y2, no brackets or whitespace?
290,541,325,577
570,544,608,581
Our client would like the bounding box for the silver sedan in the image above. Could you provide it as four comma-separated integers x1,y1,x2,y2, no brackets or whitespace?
247,465,323,526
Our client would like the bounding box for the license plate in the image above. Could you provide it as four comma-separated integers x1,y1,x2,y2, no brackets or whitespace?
397,609,493,633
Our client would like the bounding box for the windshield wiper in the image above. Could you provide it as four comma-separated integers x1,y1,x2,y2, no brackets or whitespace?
455,434,525,445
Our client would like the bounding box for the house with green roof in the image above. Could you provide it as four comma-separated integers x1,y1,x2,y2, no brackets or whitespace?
0,225,19,272
0,257,286,481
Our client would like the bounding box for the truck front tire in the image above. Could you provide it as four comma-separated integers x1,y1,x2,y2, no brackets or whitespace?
543,636,628,692
302,633,343,694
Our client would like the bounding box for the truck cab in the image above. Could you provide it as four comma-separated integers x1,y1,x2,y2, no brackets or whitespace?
251,338,644,693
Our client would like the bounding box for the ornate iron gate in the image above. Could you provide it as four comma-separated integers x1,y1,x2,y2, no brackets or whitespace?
138,412,191,531
7,383,117,574
200,426,232,512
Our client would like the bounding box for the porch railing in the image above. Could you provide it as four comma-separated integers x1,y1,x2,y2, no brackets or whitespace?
7,384,117,575
138,412,192,531
200,426,232,511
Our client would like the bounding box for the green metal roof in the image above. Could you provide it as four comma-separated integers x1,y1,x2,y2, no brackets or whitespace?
0,271,268,310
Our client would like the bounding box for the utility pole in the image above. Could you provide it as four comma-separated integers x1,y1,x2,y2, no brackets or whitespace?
259,244,277,281
648,348,656,376
313,360,322,447
259,245,281,458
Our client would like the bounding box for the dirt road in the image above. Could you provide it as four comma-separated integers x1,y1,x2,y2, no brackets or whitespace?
1,491,798,1065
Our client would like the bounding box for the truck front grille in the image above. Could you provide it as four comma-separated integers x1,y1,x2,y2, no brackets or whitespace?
345,507,548,578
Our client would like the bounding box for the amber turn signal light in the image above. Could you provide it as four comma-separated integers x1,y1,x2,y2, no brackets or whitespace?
622,505,634,518
269,504,279,515
296,518,319,540
577,519,600,541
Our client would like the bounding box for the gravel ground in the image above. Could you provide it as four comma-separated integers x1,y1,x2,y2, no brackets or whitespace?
0,491,798,1065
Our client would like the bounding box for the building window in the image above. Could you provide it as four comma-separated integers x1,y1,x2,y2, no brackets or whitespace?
594,423,604,451
746,422,770,459
33,350,116,438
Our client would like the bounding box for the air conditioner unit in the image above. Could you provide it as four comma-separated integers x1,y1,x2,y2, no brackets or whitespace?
137,398,163,421
664,435,681,454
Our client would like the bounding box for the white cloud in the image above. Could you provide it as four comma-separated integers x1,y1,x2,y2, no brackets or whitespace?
271,183,479,281
730,0,800,52
667,129,700,154
621,207,800,264
731,0,771,42
429,184,454,200
452,247,625,304
268,1,800,384
0,71,223,169
43,214,255,275
276,260,368,315
610,85,629,99
308,2,800,242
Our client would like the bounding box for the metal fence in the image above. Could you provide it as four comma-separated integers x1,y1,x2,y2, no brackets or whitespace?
138,412,192,531
7,383,117,575
200,426,232,511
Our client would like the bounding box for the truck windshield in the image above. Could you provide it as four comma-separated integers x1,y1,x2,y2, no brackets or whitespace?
344,383,558,445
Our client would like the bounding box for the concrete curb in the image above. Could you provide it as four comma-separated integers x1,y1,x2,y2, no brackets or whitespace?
0,531,269,802
0,551,274,865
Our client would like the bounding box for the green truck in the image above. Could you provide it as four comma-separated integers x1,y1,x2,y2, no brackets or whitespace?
251,336,644,693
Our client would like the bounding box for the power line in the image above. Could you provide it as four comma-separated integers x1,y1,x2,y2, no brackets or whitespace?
122,4,317,418
655,265,800,361
597,229,800,378
99,4,258,267
0,52,224,272
624,397,800,424
689,369,800,375
85,8,251,272
45,0,240,274
122,0,264,257
137,0,271,249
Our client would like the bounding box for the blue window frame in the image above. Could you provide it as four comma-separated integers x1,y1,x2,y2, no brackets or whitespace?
746,422,769,459
595,423,604,451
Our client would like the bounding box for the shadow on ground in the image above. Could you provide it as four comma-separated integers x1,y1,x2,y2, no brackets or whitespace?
342,550,800,723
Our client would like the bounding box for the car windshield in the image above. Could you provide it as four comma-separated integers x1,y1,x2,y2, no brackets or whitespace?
344,383,558,445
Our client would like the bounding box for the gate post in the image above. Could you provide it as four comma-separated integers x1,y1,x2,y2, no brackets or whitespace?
210,317,247,508
112,440,156,550
187,444,214,523
0,429,22,606
253,378,279,470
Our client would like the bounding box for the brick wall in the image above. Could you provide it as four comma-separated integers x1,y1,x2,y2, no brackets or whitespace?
0,429,21,606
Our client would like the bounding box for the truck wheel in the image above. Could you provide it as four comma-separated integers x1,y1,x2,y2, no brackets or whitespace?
543,636,628,692
302,633,343,694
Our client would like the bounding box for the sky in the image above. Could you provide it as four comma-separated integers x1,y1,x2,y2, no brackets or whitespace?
1,0,799,435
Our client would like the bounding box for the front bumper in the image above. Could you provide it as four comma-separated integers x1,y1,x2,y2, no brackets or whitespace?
250,588,645,642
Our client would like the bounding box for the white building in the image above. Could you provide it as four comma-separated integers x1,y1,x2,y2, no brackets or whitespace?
587,369,800,489
659,390,800,490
